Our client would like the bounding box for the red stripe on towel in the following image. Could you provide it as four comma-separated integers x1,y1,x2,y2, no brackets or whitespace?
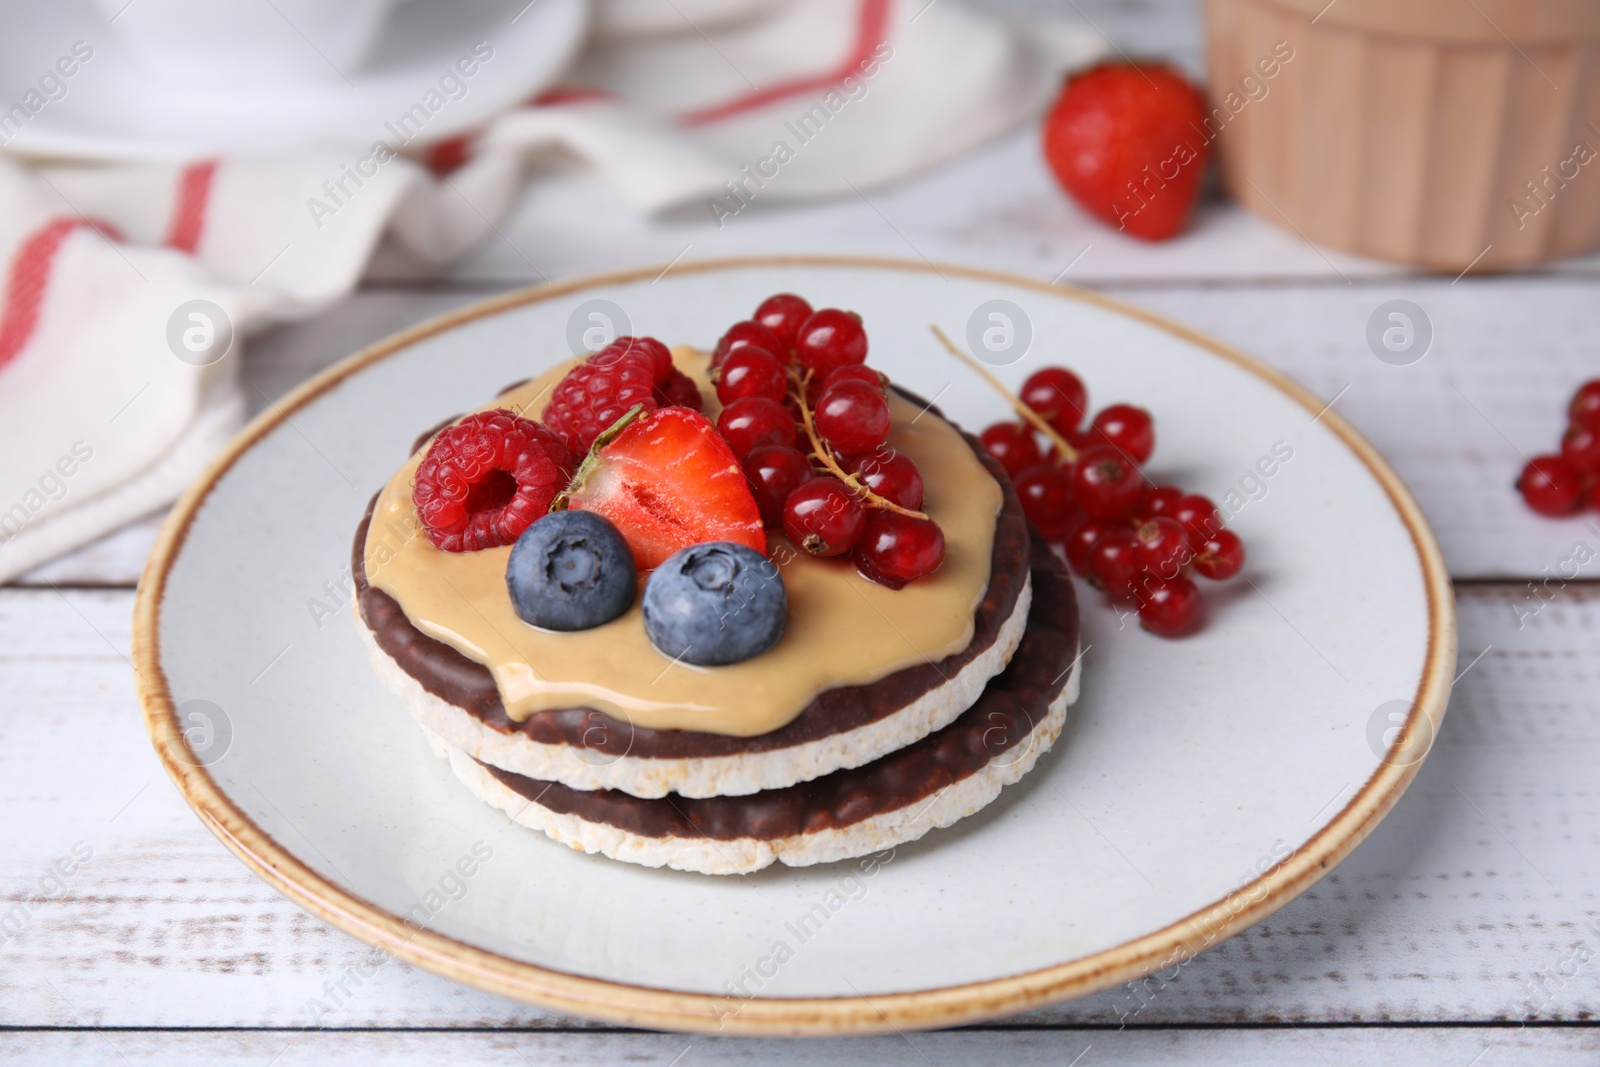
0,217,124,372
679,0,891,125
164,160,218,254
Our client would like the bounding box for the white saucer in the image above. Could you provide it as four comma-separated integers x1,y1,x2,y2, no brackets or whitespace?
0,0,588,161
134,258,1456,1034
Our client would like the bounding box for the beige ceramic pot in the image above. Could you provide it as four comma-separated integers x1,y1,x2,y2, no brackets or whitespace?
1205,0,1600,271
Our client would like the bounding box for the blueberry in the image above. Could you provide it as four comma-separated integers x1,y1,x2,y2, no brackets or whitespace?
506,511,636,631
642,542,787,666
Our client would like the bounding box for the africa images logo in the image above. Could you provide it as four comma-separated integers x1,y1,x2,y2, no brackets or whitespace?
0,40,94,146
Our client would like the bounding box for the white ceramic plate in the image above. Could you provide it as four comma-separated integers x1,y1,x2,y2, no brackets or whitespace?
134,258,1455,1034
0,0,587,161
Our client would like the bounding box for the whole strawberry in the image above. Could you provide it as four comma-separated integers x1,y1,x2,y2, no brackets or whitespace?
1042,62,1210,241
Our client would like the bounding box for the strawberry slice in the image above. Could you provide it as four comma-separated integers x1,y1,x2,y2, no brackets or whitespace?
560,406,766,570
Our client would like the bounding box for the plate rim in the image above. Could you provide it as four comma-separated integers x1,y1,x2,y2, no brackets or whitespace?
131,254,1458,1035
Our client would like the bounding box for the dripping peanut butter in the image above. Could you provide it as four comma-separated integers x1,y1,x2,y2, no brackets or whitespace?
363,349,1002,737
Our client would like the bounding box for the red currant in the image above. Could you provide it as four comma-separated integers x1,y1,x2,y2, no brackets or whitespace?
1133,484,1183,522
753,293,813,349
845,448,924,510
1020,366,1087,435
854,512,946,588
1088,525,1141,600
1518,454,1585,517
1091,404,1155,465
1134,516,1190,580
715,346,787,405
979,422,1042,477
821,363,884,394
1063,517,1111,575
717,396,796,459
1169,494,1223,543
1071,443,1146,518
743,444,813,525
783,477,866,556
795,308,868,377
1571,379,1600,432
1138,575,1203,637
815,379,891,455
1560,423,1600,473
713,320,784,369
806,363,884,409
1013,463,1077,540
1194,528,1246,580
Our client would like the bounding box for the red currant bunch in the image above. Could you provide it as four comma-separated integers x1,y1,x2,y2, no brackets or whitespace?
976,364,1247,638
715,295,946,588
1517,378,1600,517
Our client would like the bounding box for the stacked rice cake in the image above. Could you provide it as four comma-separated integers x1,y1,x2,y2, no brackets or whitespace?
355,371,1081,876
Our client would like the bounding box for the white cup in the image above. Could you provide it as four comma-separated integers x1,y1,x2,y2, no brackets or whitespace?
93,0,403,87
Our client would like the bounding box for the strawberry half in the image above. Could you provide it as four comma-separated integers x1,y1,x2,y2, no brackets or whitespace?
559,406,766,571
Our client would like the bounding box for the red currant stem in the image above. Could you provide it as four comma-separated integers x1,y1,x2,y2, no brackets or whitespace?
929,324,1079,464
789,367,930,520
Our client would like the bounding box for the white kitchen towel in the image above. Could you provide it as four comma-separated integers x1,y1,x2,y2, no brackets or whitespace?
0,0,1102,582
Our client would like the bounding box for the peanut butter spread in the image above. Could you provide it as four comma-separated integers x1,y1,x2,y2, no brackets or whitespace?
363,348,1002,737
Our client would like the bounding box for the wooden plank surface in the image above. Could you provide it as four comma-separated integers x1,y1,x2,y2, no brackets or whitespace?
0,1027,1594,1067
3,584,1596,1028
6,0,1599,1058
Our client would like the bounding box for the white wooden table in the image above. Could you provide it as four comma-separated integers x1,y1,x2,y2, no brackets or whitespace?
6,2,1600,1062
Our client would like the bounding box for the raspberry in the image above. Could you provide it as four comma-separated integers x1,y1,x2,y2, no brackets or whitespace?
597,336,673,384
544,348,661,456
413,410,571,552
596,336,701,410
655,368,704,410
